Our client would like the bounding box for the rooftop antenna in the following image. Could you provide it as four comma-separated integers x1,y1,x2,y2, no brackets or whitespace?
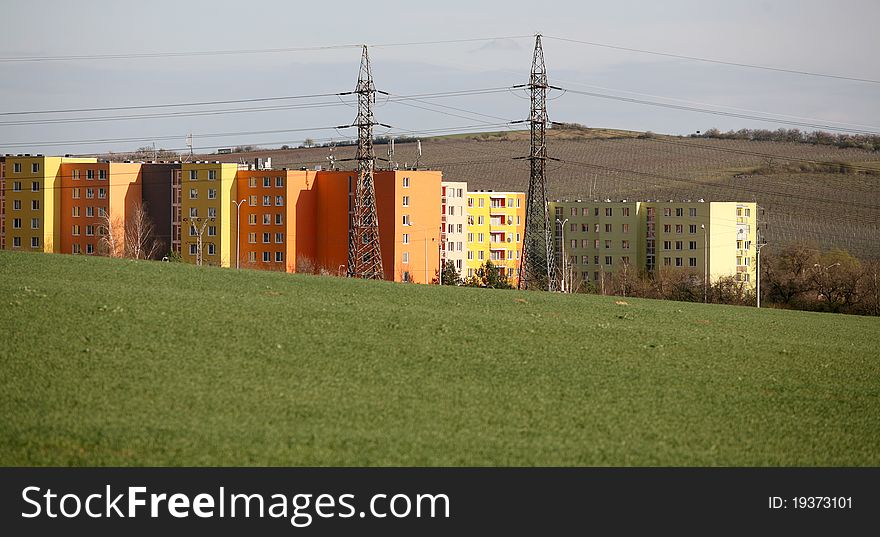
185,133,193,162
387,138,395,169
415,139,422,169
326,144,336,170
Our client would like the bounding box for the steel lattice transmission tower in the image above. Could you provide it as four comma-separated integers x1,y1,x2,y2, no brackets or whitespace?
348,45,384,279
518,34,556,291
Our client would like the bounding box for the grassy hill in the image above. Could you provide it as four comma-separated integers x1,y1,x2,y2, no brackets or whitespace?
202,129,880,258
1,251,878,466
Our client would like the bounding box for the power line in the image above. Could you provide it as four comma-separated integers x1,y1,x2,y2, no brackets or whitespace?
556,87,880,135
0,35,533,63
543,35,880,85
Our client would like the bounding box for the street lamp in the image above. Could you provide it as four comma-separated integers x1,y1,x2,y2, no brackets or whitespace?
556,218,569,293
756,241,768,308
231,199,246,269
701,224,707,303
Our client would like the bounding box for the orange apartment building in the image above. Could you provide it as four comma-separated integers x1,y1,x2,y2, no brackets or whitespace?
60,161,142,255
173,162,441,282
229,168,441,283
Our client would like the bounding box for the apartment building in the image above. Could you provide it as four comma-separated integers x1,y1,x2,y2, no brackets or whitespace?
179,162,239,267
2,155,97,253
59,161,142,256
441,181,467,277
548,200,758,290
466,190,526,284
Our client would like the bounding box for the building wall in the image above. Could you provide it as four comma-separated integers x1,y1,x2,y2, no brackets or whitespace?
180,162,238,267
3,156,95,253
466,191,525,284
382,170,442,284
550,201,641,291
140,163,180,257
548,200,758,289
441,181,467,277
0,158,5,250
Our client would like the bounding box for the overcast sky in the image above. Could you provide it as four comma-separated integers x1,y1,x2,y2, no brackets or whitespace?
1,0,878,155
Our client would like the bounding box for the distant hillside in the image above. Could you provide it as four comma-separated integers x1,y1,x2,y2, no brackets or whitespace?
198,128,880,258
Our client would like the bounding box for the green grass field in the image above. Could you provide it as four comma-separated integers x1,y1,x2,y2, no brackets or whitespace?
1,251,878,466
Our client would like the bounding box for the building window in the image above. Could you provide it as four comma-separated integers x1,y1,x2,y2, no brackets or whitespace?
31,236,40,248
403,233,409,245
13,162,22,173
97,207,106,217
689,224,697,234
402,252,410,264
675,257,683,267
604,240,611,249
72,188,80,200
263,196,271,206
275,252,284,263
622,223,629,233
190,207,198,218
275,213,283,225
249,177,257,188
71,169,80,180
467,251,473,260
98,188,106,199
32,181,40,192
675,241,683,250
208,207,216,218
72,207,80,218
248,214,257,225
189,225,197,237
689,241,697,250
570,239,577,249
248,251,256,263
582,255,589,265
72,225,80,236
663,224,672,233
249,195,257,206
605,223,612,233
663,241,671,250
13,181,21,191
86,243,94,254
208,170,216,181
208,189,217,199
189,170,198,181
263,214,271,225
478,251,484,260
12,237,21,248
13,218,22,229
31,199,40,210
87,170,95,180
402,196,409,207
31,218,40,229
622,240,629,249
72,244,81,254
478,233,484,243
32,163,40,173
675,224,683,234
86,225,95,236
663,208,672,217
604,256,612,265
402,214,410,225
263,177,271,188
189,188,198,199
622,207,630,217
189,244,198,255
263,233,270,244
208,226,216,237
676,208,684,217
276,177,284,188
478,198,484,208
99,170,107,180
467,233,473,242
689,208,697,217
248,233,256,244
86,188,95,199
689,257,697,267
402,177,410,188
275,232,283,243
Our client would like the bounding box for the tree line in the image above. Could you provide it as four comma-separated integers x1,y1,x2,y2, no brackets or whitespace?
695,128,880,152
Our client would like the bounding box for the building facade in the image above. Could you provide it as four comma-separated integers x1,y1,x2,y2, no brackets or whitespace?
466,190,526,284
548,200,758,290
441,181,467,278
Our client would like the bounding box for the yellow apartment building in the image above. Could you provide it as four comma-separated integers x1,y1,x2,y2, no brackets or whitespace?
466,190,526,284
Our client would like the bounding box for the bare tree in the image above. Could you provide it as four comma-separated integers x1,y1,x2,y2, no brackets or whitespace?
125,203,161,260
98,212,125,258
